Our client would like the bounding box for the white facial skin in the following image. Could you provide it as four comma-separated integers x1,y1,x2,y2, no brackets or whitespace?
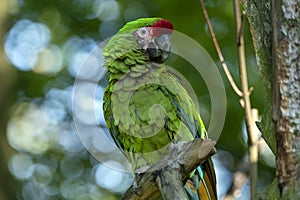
135,27,171,62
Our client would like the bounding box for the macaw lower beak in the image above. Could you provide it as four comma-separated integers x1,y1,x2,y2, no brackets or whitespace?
146,34,171,63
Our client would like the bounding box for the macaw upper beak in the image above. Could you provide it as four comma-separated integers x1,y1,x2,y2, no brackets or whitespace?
146,34,171,63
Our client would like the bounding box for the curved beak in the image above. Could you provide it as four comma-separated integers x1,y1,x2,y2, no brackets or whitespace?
146,34,171,63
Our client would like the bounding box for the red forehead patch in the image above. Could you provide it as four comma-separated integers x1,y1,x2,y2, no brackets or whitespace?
151,19,174,36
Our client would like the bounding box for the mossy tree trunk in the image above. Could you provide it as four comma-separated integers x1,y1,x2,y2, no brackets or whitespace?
242,0,300,198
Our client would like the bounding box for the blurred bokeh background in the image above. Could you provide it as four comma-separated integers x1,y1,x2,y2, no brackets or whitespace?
0,0,275,199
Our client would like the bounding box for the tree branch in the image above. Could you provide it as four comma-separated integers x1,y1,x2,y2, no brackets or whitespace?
199,0,243,97
199,0,259,198
122,139,216,200
233,1,258,199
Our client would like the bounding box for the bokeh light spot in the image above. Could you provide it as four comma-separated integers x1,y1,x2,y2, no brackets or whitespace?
22,182,47,200
4,19,51,71
7,103,59,154
33,44,63,75
98,0,120,22
63,37,99,78
9,153,34,180
94,161,133,193
30,164,53,186
72,82,101,125
58,122,85,153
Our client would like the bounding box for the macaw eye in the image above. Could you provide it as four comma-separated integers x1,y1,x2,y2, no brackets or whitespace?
136,27,149,38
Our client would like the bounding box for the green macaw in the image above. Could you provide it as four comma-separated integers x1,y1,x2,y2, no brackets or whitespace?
103,18,217,200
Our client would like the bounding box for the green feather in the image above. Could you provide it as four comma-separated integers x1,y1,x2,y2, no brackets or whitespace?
117,18,162,34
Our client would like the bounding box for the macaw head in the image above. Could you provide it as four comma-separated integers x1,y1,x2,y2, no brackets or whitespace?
132,18,174,63
104,18,174,64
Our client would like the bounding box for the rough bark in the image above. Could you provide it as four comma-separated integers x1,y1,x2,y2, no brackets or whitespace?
271,0,300,198
122,139,216,200
242,0,300,198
